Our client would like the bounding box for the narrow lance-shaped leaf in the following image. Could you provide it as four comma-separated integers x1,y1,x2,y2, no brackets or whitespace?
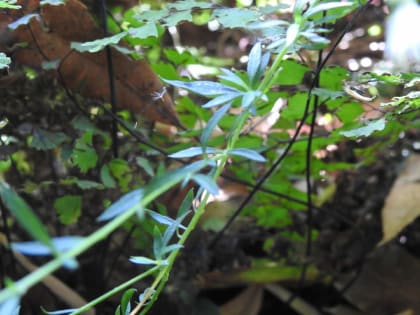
97,188,144,222
219,68,249,90
44,308,79,315
164,79,237,97
11,236,84,256
71,32,127,53
247,42,262,86
229,148,266,162
8,13,39,30
129,256,158,265
201,103,231,147
192,174,219,195
169,147,219,159
203,92,241,108
120,288,136,315
147,210,186,230
0,181,53,250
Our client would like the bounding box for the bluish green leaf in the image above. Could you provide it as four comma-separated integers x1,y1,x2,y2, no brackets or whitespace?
192,174,219,195
128,24,158,39
71,32,127,53
201,103,231,147
164,79,237,97
229,148,266,162
169,147,219,158
203,92,241,108
12,236,84,256
97,189,144,222
247,42,262,86
168,0,212,10
129,256,158,265
0,181,52,249
0,52,11,69
340,118,386,138
8,14,39,29
30,127,67,150
212,8,260,28
147,210,186,230
44,309,77,315
40,0,65,5
0,297,20,315
54,195,82,224
219,68,249,90
159,243,183,256
303,2,354,19
286,23,300,46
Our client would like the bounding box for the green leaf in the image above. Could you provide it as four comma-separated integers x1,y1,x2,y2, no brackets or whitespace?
71,32,127,53
336,101,364,123
0,181,52,249
303,2,354,19
54,195,82,224
8,14,39,29
29,127,67,150
109,158,132,191
340,118,386,138
135,157,155,177
0,52,11,69
168,0,213,10
0,0,20,9
100,165,116,188
120,288,136,315
74,180,103,190
71,139,98,173
275,60,309,85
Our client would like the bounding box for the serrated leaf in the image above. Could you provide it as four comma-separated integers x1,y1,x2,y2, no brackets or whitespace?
8,13,39,30
164,79,237,97
228,148,266,162
29,127,67,150
71,140,98,173
97,188,144,222
0,181,53,249
340,118,386,138
164,10,192,27
54,195,82,224
201,103,231,147
169,147,219,158
247,43,262,86
128,24,158,39
11,236,84,256
71,32,127,53
192,174,219,195
0,52,11,69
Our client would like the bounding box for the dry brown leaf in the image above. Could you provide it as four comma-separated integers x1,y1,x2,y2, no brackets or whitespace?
220,285,263,315
379,154,420,245
0,0,179,125
335,244,420,315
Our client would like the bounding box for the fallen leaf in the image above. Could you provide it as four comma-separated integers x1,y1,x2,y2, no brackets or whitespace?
0,0,179,125
220,285,263,315
379,154,420,245
335,244,420,315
